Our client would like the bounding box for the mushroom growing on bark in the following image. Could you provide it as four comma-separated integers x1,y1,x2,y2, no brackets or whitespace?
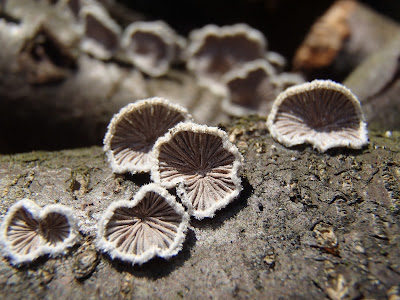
152,122,243,219
121,21,186,77
186,24,267,94
0,199,78,265
80,3,121,59
103,98,192,174
221,59,278,116
96,184,189,265
267,80,368,152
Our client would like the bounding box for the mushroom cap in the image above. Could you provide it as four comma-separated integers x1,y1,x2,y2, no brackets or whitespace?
265,51,287,73
0,199,78,265
96,183,189,265
121,21,183,77
267,80,368,152
151,122,243,220
271,72,305,92
221,59,278,116
80,3,121,59
186,24,267,95
103,97,193,174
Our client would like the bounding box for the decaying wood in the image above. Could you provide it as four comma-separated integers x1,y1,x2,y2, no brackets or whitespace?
293,0,400,81
0,117,399,299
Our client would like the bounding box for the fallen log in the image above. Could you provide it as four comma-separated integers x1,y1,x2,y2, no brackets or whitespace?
0,117,399,299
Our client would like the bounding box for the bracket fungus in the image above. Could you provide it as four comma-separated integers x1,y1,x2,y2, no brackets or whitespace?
221,59,278,116
80,3,121,60
96,183,189,265
186,24,267,94
267,80,368,152
152,123,243,220
0,199,78,265
121,21,186,77
103,97,192,174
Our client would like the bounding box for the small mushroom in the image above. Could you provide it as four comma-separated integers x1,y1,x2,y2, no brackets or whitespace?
80,3,121,59
271,72,305,92
152,122,243,219
187,24,267,94
103,97,192,174
96,183,189,265
65,0,81,18
121,21,186,77
265,51,287,73
221,59,278,116
267,80,368,152
0,199,78,265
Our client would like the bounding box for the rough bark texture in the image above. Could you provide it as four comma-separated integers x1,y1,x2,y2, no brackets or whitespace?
1,117,400,299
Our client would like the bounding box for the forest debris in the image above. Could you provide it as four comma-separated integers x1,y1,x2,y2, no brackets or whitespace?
293,0,400,81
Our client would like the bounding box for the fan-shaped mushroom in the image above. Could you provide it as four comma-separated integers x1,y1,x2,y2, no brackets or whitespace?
96,184,189,265
80,3,121,59
221,59,278,116
0,199,78,265
103,97,193,174
152,123,243,219
121,21,186,77
187,24,267,94
267,80,368,152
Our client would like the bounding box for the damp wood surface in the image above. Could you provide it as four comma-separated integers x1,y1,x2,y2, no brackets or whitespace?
0,117,400,299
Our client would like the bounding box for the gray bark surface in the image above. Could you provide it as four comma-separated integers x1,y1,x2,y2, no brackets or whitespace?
0,117,399,299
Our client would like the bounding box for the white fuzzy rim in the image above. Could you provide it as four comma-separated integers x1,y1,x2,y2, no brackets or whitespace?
0,199,78,265
96,183,189,265
267,79,369,152
186,24,267,95
103,97,193,174
187,23,267,62
121,21,177,77
221,59,278,116
79,3,121,59
271,72,305,90
151,122,243,219
265,51,287,71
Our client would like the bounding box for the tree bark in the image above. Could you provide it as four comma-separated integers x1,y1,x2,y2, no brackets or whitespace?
0,117,399,299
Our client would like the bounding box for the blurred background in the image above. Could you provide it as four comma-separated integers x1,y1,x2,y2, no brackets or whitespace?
0,0,399,153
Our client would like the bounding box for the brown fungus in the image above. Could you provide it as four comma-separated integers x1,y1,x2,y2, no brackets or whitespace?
221,59,279,116
80,3,121,59
121,21,186,77
267,80,368,152
152,123,243,219
103,98,192,174
0,199,78,265
96,184,189,265
186,24,267,94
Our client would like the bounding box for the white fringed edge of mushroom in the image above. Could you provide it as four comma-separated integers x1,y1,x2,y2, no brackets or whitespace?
186,24,267,95
267,80,369,152
79,3,121,59
151,122,243,220
103,97,193,174
0,199,78,265
221,59,278,117
96,183,189,265
121,21,183,77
